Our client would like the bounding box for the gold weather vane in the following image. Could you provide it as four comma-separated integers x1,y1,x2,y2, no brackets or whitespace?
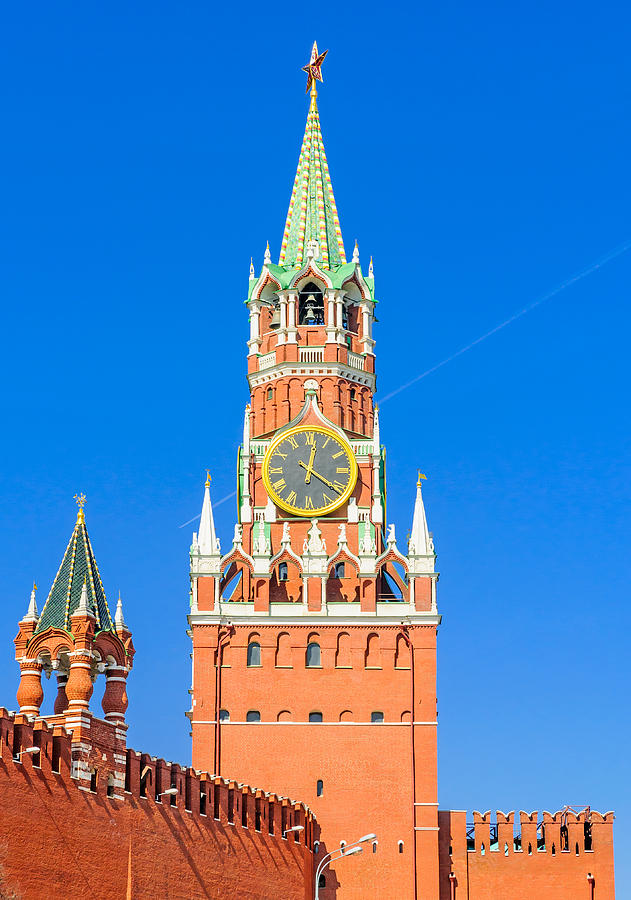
205,470,211,488
74,492,86,523
417,472,427,487
302,41,328,95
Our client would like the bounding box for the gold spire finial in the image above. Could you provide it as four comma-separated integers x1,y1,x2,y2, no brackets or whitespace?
33,582,37,592
417,471,427,487
74,493,86,523
302,41,328,98
205,470,211,488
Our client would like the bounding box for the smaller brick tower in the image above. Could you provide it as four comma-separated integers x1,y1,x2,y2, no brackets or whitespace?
14,496,134,795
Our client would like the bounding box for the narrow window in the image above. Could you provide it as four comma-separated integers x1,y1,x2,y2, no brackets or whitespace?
255,798,262,832
371,711,384,723
398,840,404,854
584,823,593,851
349,388,356,401
481,842,485,856
140,768,148,798
199,788,207,816
309,712,323,723
228,789,234,823
213,785,220,819
90,769,98,793
278,562,288,582
241,794,248,827
372,841,378,853
219,709,230,721
333,561,345,578
306,642,321,667
107,775,115,798
317,779,324,796
247,642,261,667
576,842,580,856
318,875,326,889
246,710,261,722
267,388,273,400
52,736,61,774
528,843,532,855
552,843,556,856
268,805,274,834
560,824,569,852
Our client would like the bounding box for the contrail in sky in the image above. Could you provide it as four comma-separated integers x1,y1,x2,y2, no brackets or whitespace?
178,490,237,528
378,239,631,406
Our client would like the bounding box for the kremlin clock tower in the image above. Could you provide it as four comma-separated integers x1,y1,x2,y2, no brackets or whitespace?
188,43,440,900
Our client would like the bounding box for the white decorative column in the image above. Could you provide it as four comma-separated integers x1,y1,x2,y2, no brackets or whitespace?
286,291,298,343
247,302,262,356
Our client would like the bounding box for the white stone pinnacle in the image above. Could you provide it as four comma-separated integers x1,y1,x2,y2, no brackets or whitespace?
23,585,39,623
198,480,221,556
115,592,126,628
74,579,94,618
409,476,432,557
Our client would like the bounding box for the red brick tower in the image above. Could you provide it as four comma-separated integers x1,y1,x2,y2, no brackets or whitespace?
189,43,440,900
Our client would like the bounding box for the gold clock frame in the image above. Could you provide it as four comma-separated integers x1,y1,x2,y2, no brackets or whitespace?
262,424,358,517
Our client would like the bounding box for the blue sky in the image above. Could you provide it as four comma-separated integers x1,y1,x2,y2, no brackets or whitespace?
1,0,629,888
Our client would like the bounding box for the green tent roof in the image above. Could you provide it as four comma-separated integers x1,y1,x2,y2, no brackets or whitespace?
36,511,114,634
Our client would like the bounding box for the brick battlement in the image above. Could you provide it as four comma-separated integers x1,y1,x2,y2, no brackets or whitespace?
438,808,615,899
0,706,315,899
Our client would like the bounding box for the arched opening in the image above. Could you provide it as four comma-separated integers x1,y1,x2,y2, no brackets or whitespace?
298,282,324,325
318,874,326,889
306,641,321,668
317,779,324,797
247,641,261,667
219,709,230,721
333,561,345,578
267,387,274,401
278,562,288,582
398,840,404,854
560,824,569,852
335,632,352,668
309,711,323,723
394,633,410,669
371,711,384,723
246,710,260,722
275,632,292,667
365,633,382,668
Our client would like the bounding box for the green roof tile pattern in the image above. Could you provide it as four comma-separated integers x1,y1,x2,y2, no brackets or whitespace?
35,513,114,634
279,91,345,270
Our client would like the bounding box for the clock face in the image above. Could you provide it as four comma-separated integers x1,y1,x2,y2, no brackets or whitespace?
262,425,358,516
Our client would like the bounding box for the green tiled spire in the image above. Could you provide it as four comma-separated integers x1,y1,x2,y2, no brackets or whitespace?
279,86,346,270
36,505,114,634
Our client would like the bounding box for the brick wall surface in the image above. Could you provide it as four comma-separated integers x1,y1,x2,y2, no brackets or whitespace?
0,709,313,900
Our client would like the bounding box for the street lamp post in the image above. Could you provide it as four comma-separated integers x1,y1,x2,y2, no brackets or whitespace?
314,833,376,900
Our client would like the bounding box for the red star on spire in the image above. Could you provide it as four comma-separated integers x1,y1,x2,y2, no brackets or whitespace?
302,41,328,94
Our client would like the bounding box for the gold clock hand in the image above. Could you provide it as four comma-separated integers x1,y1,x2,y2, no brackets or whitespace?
298,463,342,494
303,445,317,484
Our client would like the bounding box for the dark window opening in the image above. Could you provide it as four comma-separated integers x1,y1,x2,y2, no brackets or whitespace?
333,562,345,578
298,282,324,325
241,794,248,828
90,769,98,793
552,843,556,856
219,709,230,721
398,840,404,854
317,779,323,796
228,789,234,823
373,841,378,853
246,710,261,722
52,737,61,774
528,843,532,855
267,388,273,400
306,642,321,667
560,825,569,852
318,875,326,889
349,388,356,401
247,642,261,667
371,711,384,723
255,799,262,832
200,788,207,816
309,712,323,723
584,823,593,851
107,775,115,798
268,805,274,834
213,786,220,820
278,562,288,581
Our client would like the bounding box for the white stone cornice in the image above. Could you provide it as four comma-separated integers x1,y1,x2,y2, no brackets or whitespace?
247,362,375,392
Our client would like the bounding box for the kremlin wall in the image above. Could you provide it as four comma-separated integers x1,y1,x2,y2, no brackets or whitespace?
0,44,615,900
